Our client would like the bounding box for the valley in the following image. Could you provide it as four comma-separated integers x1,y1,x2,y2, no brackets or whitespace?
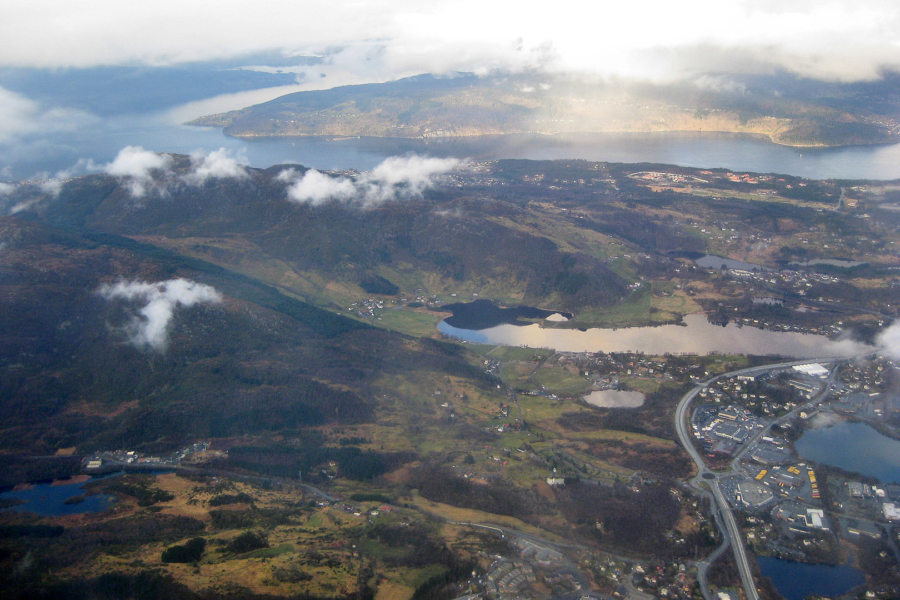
1,155,899,600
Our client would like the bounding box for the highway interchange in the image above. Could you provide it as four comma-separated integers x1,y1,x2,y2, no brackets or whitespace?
674,354,872,600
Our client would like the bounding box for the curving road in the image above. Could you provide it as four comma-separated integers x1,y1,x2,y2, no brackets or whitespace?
674,354,873,600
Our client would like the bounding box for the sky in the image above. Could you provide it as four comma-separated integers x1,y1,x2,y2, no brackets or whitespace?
2,0,900,82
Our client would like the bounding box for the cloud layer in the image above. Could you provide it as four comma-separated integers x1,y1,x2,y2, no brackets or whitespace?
3,1,900,82
98,278,222,350
281,155,461,206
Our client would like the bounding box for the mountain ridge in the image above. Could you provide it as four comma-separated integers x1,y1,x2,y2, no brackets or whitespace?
189,71,900,147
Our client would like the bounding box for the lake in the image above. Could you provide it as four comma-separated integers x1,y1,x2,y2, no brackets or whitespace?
795,421,900,483
757,556,865,600
695,254,768,271
583,390,645,408
0,477,116,516
442,299,573,329
9,113,900,181
438,313,871,358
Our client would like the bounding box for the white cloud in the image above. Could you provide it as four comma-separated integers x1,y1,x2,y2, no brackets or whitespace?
184,148,248,185
104,146,172,198
97,278,222,351
281,155,462,206
365,155,461,203
2,1,900,83
877,321,900,360
283,168,357,205
0,182,14,195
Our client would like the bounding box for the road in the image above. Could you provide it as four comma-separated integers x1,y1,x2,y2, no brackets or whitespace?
674,354,873,600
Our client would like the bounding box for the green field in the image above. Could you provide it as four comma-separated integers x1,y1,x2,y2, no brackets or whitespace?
532,367,593,397
244,543,295,559
375,308,445,336
500,363,539,391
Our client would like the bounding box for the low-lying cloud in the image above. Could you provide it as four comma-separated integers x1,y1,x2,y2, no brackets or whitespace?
100,146,248,197
0,85,96,145
877,321,900,361
98,278,222,351
281,154,462,206
184,148,248,185
104,146,173,198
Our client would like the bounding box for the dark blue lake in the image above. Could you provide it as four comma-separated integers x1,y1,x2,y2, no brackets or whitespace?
796,421,900,484
0,479,116,517
757,556,865,600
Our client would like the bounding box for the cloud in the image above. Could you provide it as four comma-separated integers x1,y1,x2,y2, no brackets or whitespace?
184,148,248,185
0,85,96,144
4,1,900,83
877,321,900,360
104,146,172,197
0,182,14,195
97,278,222,351
35,158,99,197
281,168,357,205
282,155,462,206
367,155,461,200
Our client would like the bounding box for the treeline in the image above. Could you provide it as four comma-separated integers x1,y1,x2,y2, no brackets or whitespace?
580,212,705,254
0,457,84,489
0,512,205,582
409,464,549,519
556,481,682,556
161,537,206,563
362,523,452,567
94,475,175,507
208,492,255,507
222,444,416,482
0,567,360,600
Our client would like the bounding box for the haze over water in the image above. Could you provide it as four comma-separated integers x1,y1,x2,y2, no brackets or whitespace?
8,112,900,181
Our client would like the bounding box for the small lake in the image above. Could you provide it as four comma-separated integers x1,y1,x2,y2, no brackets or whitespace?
583,390,645,408
757,556,865,600
441,299,572,330
795,421,900,483
0,478,116,517
439,313,871,358
695,254,768,271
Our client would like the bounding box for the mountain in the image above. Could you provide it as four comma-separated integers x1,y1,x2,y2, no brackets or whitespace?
189,71,900,147
2,154,897,599
9,159,629,316
0,215,492,455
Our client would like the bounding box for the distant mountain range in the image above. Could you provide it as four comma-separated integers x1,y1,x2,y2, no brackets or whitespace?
189,71,900,147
